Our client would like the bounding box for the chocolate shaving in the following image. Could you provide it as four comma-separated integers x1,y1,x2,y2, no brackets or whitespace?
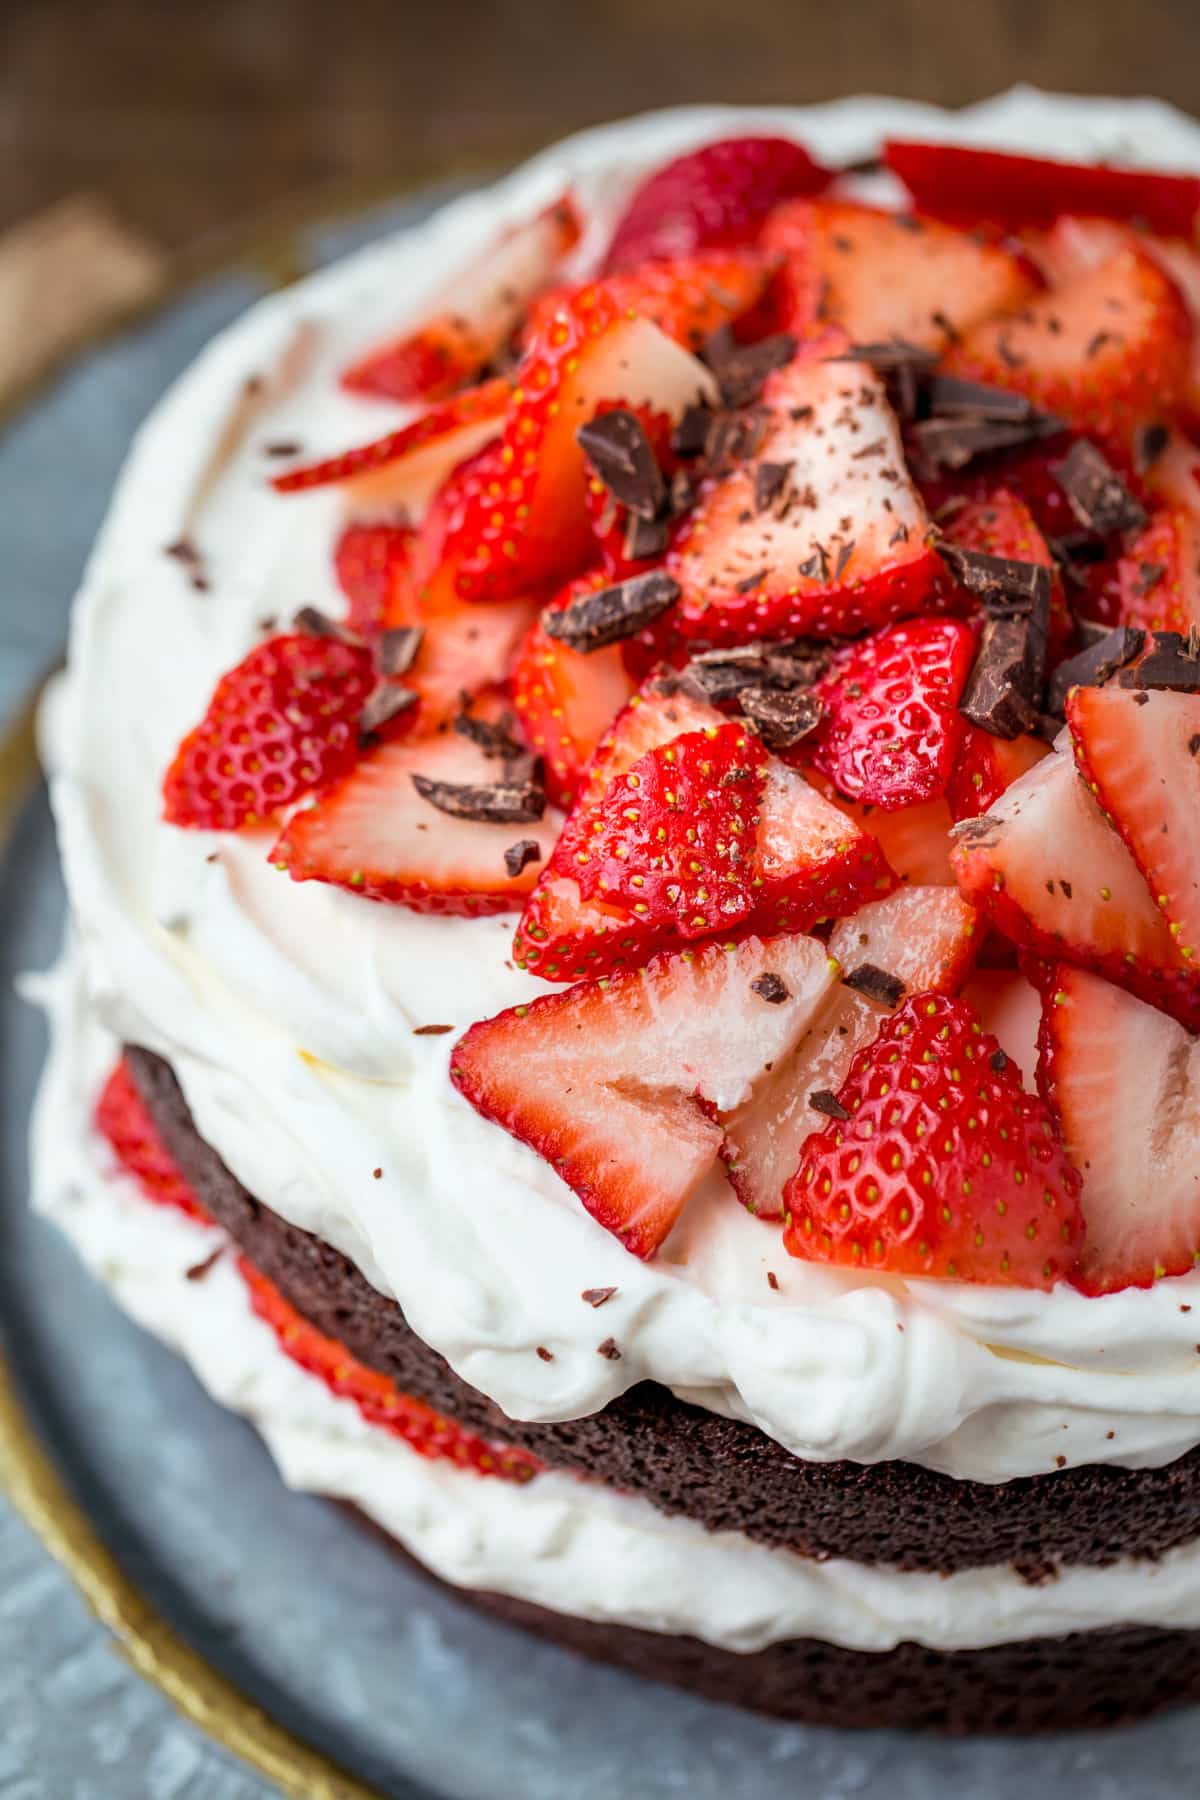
293,605,361,644
960,596,1050,740
358,683,418,742
1047,626,1145,714
703,329,797,407
504,838,542,878
829,339,937,419
671,402,714,459
842,963,906,1007
809,1089,851,1121
262,439,302,458
1134,422,1170,478
413,1023,454,1036
754,461,791,512
1054,440,1148,535
542,571,680,653
453,710,523,760
912,413,1063,471
596,1337,622,1360
376,625,424,677
750,971,790,1004
624,512,671,561
411,772,544,824
185,1248,223,1282
936,541,1053,616
989,1049,1009,1075
704,406,767,473
581,1287,617,1308
577,408,666,520
1114,630,1200,694
738,686,823,750
924,376,1038,421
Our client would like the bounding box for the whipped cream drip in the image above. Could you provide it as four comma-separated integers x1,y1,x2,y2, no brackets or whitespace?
44,91,1200,1485
29,956,1200,1656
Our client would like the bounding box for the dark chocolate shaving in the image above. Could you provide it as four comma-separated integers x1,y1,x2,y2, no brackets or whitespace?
453,710,523,760
924,375,1038,421
960,599,1050,740
581,1286,616,1308
358,683,418,742
738,686,823,750
376,625,424,677
1046,626,1145,715
413,1023,454,1036
596,1337,622,1361
504,839,542,879
936,541,1053,616
842,963,906,1007
989,1049,1009,1075
293,605,361,643
1054,440,1148,535
671,403,715,459
809,1089,851,1122
577,408,666,519
754,461,791,512
1134,422,1170,478
624,512,671,561
411,772,545,824
542,571,680,653
1114,631,1200,694
912,413,1063,471
703,329,797,407
750,971,790,1004
704,406,768,473
165,536,201,566
829,338,937,420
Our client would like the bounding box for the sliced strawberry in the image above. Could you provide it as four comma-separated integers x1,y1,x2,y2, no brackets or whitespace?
341,198,580,402
452,931,838,1257
333,521,414,637
884,140,1200,239
810,617,976,811
94,1057,210,1223
1111,508,1200,634
951,744,1200,1026
271,377,510,506
449,294,715,603
783,992,1083,1286
669,349,938,645
271,725,559,914
241,1259,542,1477
945,247,1193,463
162,633,375,831
511,575,635,811
525,251,773,357
1068,683,1200,962
516,686,891,980
602,135,830,272
760,199,1037,349
1038,963,1200,1292
808,772,957,887
724,887,979,1218
947,725,1049,820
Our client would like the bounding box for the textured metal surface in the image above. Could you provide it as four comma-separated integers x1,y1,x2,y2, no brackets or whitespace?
4,186,1200,1800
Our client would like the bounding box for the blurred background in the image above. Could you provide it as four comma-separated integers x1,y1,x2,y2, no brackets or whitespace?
4,0,1200,254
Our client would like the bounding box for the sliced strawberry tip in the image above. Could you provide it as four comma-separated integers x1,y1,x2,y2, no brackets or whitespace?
94,1057,210,1223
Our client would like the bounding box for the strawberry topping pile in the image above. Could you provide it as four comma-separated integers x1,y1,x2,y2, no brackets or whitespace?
157,132,1200,1295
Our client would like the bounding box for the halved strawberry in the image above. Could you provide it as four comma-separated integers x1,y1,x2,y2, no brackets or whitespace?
333,521,414,638
1068,683,1200,962
724,887,979,1218
810,617,976,810
945,247,1193,463
947,725,1049,820
241,1259,542,1478
270,377,511,507
511,574,635,811
341,198,580,402
452,931,838,1257
162,633,375,831
760,199,1037,349
271,725,559,914
1111,508,1200,634
524,251,773,358
884,140,1200,239
669,349,939,645
783,992,1083,1286
94,1058,210,1223
951,745,1200,1026
1038,963,1200,1292
602,134,830,271
449,293,716,603
807,771,957,887
516,686,892,980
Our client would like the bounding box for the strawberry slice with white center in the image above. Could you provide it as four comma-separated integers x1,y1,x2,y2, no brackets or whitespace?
945,247,1193,463
452,932,838,1258
1038,963,1200,1293
760,199,1038,349
810,616,976,811
451,295,717,603
951,744,1200,1027
341,198,581,402
783,992,1082,1288
1112,508,1200,635
524,251,773,358
270,725,558,915
516,685,891,981
806,769,957,886
946,725,1049,821
669,350,938,645
723,886,979,1218
511,574,636,811
333,521,414,638
1068,683,1200,962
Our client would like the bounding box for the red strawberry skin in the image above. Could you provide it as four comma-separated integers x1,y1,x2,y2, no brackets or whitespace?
94,1058,211,1224
271,377,510,493
602,135,830,272
1112,508,1200,635
783,994,1083,1287
526,252,772,358
511,574,635,812
334,521,413,638
933,489,1072,663
810,618,976,811
162,633,375,831
241,1260,543,1479
947,726,1048,821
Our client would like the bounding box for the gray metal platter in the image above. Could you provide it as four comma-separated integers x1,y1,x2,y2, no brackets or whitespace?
1,186,1198,1800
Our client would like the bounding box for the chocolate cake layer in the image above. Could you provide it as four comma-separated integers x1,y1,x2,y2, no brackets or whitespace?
128,1046,1200,1577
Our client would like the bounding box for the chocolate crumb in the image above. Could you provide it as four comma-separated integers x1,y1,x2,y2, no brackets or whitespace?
989,1048,1009,1074
504,838,542,878
372,1168,382,1180
767,1270,780,1290
453,710,523,760
738,686,823,750
185,1248,223,1282
262,439,302,458
751,972,790,1004
704,329,797,407
582,1286,617,1308
536,1346,554,1362
842,963,906,1006
413,1023,454,1036
597,1337,621,1360
809,1089,851,1121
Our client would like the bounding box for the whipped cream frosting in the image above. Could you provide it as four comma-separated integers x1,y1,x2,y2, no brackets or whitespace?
30,956,1200,1656
43,89,1200,1487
